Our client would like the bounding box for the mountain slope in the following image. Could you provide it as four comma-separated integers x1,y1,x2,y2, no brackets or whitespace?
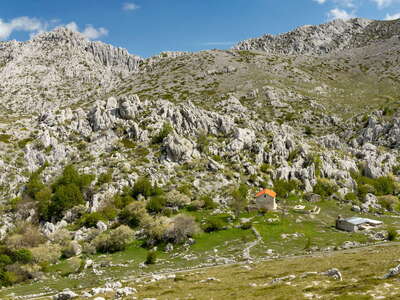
234,18,400,55
0,19,400,297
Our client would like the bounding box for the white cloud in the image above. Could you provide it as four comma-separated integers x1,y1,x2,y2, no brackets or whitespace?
123,2,140,11
65,22,79,32
65,22,108,40
385,12,400,19
313,0,355,7
372,0,394,8
82,25,108,39
337,0,355,8
328,8,356,20
0,17,108,41
0,17,47,40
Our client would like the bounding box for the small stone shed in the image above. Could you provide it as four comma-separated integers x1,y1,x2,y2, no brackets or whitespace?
255,189,277,211
336,216,382,232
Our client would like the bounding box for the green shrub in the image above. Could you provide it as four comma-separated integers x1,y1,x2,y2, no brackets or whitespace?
357,184,376,198
49,184,84,219
35,187,52,220
119,209,141,228
113,192,135,209
17,138,33,149
118,202,148,228
0,255,12,266
145,250,157,265
202,216,226,233
97,171,113,186
0,271,18,286
393,165,400,176
313,178,338,198
151,122,173,144
378,195,399,211
177,183,193,197
166,190,191,208
241,222,252,230
53,165,94,191
288,147,301,162
373,176,396,196
131,177,160,199
0,134,11,143
197,133,210,153
30,244,61,264
92,225,134,253
12,249,33,264
8,197,22,212
304,126,313,136
79,212,105,228
25,172,45,199
121,139,135,149
100,205,118,220
200,194,217,210
344,192,358,202
31,165,95,221
387,227,398,241
260,163,271,173
146,196,167,213
273,179,299,198
187,200,204,211
304,236,312,250
353,173,396,197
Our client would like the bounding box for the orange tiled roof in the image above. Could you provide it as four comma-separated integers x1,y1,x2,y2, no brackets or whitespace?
255,189,276,198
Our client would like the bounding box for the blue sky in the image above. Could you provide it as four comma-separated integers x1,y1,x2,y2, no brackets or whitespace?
1,0,400,57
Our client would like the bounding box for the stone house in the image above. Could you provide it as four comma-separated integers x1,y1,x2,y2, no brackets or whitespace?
255,189,277,211
335,216,382,232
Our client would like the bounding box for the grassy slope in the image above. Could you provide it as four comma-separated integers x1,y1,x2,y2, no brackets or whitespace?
1,199,399,298
134,243,400,300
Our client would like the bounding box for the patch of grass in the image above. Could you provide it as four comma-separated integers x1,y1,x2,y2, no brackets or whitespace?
0,134,11,143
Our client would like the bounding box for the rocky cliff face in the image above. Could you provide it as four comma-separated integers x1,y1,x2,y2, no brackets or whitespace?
0,28,142,115
234,18,400,55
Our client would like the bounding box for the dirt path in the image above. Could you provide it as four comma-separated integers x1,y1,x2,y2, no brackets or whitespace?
242,226,262,261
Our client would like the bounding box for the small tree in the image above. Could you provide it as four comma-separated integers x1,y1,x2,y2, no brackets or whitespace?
230,184,249,217
49,184,84,219
25,173,44,199
145,250,157,265
165,214,199,244
131,177,155,199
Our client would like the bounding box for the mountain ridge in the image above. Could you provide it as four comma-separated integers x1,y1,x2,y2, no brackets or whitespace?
234,18,400,55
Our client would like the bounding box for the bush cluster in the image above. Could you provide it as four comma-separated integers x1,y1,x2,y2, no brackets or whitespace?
0,246,34,287
273,179,300,198
313,178,338,199
25,165,94,221
352,173,397,198
202,216,226,233
92,225,134,253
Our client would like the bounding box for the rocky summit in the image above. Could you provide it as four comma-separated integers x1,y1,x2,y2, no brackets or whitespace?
1,18,400,299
